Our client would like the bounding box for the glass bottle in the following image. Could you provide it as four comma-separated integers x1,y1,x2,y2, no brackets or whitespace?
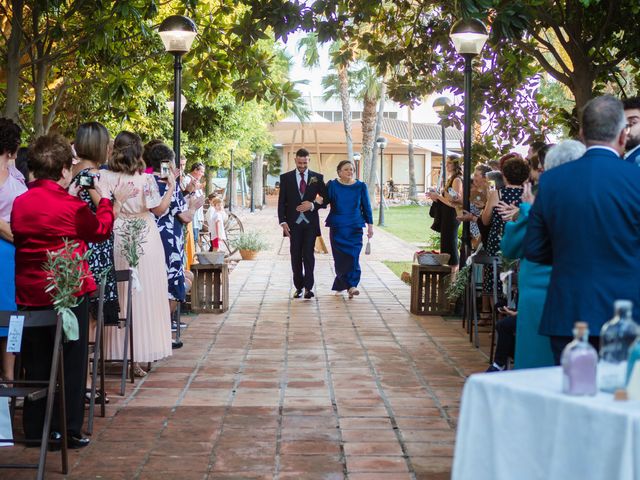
599,300,639,392
561,322,598,396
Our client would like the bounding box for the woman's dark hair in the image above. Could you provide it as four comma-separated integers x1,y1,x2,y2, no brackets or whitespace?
75,121,110,166
498,152,523,172
336,160,354,173
143,138,164,168
502,158,531,186
147,143,175,172
446,157,462,187
189,162,205,173
109,131,145,175
474,164,492,177
15,146,29,180
0,117,21,156
28,134,74,181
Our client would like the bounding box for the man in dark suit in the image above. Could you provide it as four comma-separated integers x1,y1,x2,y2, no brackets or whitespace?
624,97,640,165
525,95,640,364
278,148,326,299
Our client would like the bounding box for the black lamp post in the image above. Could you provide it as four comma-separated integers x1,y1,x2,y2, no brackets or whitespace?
228,140,238,212
450,18,488,267
353,152,362,180
158,15,197,163
376,136,388,226
262,159,268,206
250,154,255,213
432,96,452,190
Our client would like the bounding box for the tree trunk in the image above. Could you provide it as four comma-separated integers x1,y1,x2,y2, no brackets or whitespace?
362,94,380,206
337,65,353,162
367,83,386,205
33,62,49,136
206,169,216,196
407,106,417,203
3,0,24,123
253,152,264,209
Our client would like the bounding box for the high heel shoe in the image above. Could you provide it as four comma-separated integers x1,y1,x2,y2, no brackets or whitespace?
133,364,147,378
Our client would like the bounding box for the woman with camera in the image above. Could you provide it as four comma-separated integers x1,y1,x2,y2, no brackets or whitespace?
11,133,115,448
102,131,174,376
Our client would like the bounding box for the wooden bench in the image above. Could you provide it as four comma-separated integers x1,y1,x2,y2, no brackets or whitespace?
410,264,452,315
191,263,229,313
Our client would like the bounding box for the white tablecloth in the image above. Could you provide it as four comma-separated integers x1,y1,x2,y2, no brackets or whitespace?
452,367,640,480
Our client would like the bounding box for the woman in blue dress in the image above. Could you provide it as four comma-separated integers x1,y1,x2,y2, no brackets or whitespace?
148,143,202,313
325,160,374,298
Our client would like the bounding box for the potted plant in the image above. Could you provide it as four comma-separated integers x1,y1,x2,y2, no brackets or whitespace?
231,231,268,260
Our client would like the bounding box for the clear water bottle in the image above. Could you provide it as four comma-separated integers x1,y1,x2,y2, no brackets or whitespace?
561,322,598,396
599,300,639,392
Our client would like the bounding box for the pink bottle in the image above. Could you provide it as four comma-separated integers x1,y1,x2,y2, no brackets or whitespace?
561,322,598,396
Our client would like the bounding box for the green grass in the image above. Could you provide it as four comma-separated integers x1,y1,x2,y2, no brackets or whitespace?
373,204,435,245
382,261,413,284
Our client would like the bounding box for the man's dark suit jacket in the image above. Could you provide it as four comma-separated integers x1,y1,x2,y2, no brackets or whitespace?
625,146,640,166
277,169,326,236
524,147,640,337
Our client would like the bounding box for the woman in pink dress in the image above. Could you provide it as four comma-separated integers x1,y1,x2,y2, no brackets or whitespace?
103,131,175,375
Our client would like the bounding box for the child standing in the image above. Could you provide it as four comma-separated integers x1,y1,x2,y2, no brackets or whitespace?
206,195,227,251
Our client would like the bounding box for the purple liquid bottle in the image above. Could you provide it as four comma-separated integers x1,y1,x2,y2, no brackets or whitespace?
561,322,598,396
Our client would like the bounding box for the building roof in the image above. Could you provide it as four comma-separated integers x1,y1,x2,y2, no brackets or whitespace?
380,119,462,142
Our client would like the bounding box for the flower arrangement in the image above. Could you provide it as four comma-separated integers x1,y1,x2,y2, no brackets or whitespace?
43,239,92,341
117,218,149,290
445,263,471,302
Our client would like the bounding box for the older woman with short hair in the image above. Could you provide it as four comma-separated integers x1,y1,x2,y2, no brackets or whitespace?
12,133,115,447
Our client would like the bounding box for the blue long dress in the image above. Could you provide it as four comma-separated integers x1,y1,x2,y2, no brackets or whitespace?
325,180,373,291
500,202,554,368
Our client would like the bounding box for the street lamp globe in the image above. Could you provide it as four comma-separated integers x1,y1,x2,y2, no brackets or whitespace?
376,137,388,150
158,15,198,55
449,18,488,56
432,96,452,117
166,94,188,114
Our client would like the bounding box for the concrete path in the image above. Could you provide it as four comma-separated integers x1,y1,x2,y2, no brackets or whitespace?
1,204,488,479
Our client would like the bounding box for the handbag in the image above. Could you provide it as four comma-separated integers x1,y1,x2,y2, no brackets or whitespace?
365,239,371,255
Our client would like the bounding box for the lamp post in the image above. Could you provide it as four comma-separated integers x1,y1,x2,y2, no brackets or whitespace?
262,159,268,206
450,18,488,267
228,140,239,212
250,154,255,214
376,136,388,226
158,15,197,163
353,152,362,180
432,96,452,190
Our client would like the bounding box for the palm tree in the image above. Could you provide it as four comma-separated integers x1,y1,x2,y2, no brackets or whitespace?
298,34,355,163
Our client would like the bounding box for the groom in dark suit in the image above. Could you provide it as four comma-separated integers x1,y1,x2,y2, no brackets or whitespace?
623,97,640,165
278,148,326,299
525,95,640,363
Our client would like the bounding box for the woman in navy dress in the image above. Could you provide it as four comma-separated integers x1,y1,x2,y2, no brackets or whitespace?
325,160,374,298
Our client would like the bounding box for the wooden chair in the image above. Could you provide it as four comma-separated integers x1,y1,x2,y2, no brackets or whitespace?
86,274,107,435
102,269,134,396
0,310,68,480
467,251,501,351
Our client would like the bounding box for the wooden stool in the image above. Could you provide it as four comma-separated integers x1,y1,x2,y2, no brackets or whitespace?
410,264,452,315
191,263,229,313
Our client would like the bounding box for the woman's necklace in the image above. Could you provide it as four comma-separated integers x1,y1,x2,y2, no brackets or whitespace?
337,178,355,185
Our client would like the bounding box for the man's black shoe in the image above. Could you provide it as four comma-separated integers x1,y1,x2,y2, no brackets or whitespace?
172,340,183,349
47,432,90,450
304,290,314,299
293,289,303,298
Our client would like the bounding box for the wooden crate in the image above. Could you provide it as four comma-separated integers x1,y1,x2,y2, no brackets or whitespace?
410,264,452,315
191,263,229,313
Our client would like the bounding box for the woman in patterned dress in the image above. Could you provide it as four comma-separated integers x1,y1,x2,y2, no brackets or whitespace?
480,156,530,309
147,143,203,317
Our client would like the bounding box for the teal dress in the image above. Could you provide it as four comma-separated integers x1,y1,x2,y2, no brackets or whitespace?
500,202,554,369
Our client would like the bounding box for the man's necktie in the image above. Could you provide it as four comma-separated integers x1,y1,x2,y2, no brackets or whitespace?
299,171,306,195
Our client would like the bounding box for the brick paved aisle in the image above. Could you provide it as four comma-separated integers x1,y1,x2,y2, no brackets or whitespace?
0,204,488,480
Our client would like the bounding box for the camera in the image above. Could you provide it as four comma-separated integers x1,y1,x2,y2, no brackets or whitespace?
77,171,99,189
160,161,171,178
